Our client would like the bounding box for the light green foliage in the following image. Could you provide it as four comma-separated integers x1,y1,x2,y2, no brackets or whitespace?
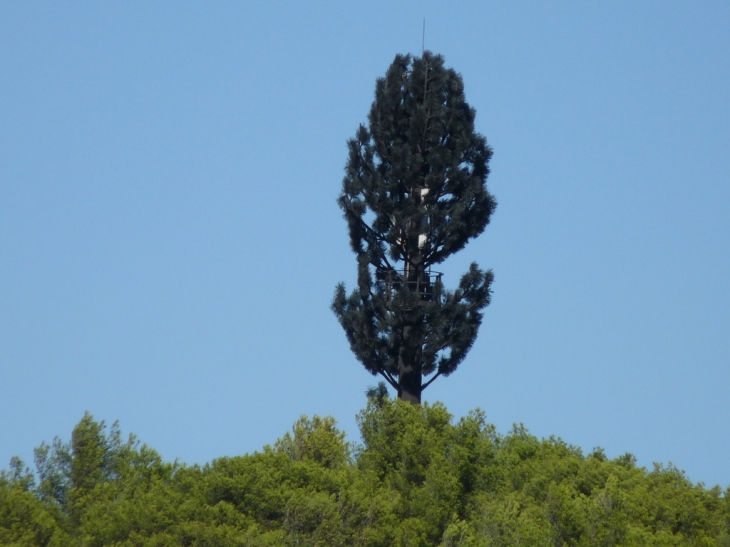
0,466,70,547
275,415,352,469
2,404,728,546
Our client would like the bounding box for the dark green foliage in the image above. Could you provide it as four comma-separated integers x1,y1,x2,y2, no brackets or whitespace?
366,381,390,407
333,52,496,402
2,408,729,546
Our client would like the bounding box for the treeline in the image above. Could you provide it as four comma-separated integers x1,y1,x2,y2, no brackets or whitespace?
2,401,728,546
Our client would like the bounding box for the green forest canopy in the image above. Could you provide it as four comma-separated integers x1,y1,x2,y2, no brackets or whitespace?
2,402,728,547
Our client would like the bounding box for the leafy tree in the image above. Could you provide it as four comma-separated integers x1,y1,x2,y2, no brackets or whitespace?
333,51,497,403
274,415,351,469
3,409,729,546
0,457,69,547
33,413,135,521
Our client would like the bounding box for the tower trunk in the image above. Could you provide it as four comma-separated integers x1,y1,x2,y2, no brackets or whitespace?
397,250,425,404
398,325,422,404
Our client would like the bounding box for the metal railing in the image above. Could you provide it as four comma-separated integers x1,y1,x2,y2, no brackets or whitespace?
375,268,443,304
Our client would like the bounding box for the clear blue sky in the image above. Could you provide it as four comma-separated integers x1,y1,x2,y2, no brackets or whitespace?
1,2,728,487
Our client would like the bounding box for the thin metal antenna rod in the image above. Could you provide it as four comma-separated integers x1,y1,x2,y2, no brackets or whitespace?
422,19,425,54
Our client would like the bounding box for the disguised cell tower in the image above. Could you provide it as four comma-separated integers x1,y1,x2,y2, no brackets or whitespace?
333,51,497,404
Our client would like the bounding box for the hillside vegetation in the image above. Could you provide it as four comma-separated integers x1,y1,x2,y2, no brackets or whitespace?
2,401,728,546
